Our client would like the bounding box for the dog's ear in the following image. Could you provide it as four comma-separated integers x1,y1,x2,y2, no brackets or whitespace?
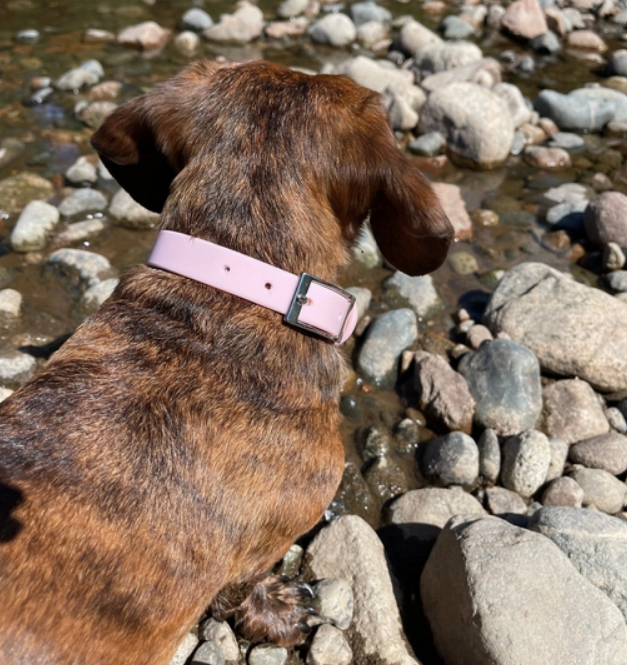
369,140,454,277
90,96,176,213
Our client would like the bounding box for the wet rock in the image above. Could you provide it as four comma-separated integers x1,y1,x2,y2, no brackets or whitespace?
501,0,548,39
169,634,199,665
529,506,627,622
11,200,60,252
81,278,118,313
78,101,117,130
350,1,391,26
545,199,587,231
16,29,40,44
407,131,445,156
382,272,442,320
448,251,478,275
180,8,213,31
109,189,160,229
546,436,569,481
363,455,408,503
248,645,287,665
609,271,627,292
483,262,627,392
307,625,352,665
414,351,475,433
351,224,382,268
530,30,562,53
307,515,420,665
46,249,113,292
276,544,303,579
457,339,543,437
501,429,551,498
584,191,627,246
420,58,502,92
485,486,528,516
466,324,493,349
175,31,200,54
421,431,479,486
65,157,98,186
117,21,172,50
440,15,476,40
477,428,500,483
542,476,585,507
418,82,514,167
524,146,572,169
265,18,309,38
312,579,354,630
570,468,627,514
308,13,356,46
54,219,106,247
203,3,264,43
0,138,25,170
58,189,107,217
421,515,627,665
191,641,224,665
0,172,53,215
431,182,473,240
569,432,627,474
199,619,239,663
398,19,441,55
0,352,37,389
534,89,615,131
413,41,483,78
55,61,104,91
542,379,609,444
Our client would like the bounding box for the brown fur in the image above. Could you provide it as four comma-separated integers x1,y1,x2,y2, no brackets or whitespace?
0,60,453,665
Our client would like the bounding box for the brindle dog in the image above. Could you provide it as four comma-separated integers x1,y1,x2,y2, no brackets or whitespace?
0,60,453,665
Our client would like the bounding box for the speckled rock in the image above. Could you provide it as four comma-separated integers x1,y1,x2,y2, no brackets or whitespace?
500,429,551,498
198,619,239,663
11,200,60,252
569,432,627,475
546,436,569,482
431,182,473,240
312,579,354,631
78,101,117,130
542,476,585,507
46,249,113,292
0,172,53,214
0,352,37,389
169,634,199,665
81,278,118,313
382,272,443,320
248,645,287,665
534,89,615,132
0,289,22,321
413,41,483,78
307,625,352,665
485,486,528,516
363,455,408,503
58,189,107,217
398,19,441,55
569,468,627,514
584,191,627,246
477,428,501,483
421,431,480,486
190,640,224,665
65,157,98,185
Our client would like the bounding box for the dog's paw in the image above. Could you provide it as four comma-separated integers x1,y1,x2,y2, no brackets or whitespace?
234,575,317,647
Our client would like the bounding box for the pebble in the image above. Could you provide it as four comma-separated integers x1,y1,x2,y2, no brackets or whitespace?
344,287,371,322
190,641,224,665
407,131,445,156
117,21,172,50
54,219,106,247
278,0,309,18
603,243,626,271
546,436,569,482
398,19,441,55
500,429,551,498
547,131,586,150
477,428,501,483
308,13,357,46
203,3,264,43
199,619,239,663
485,486,528,516
55,62,103,91
78,101,118,130
569,432,627,475
534,89,615,131
174,31,200,55
248,645,287,665
0,172,54,215
393,418,420,454
65,157,98,185
58,189,108,217
0,289,22,321
108,189,160,229
180,8,213,31
356,20,387,47
584,191,627,246
169,634,199,665
276,543,303,579
363,455,408,502
421,431,480,486
312,578,354,630
350,1,391,26
307,625,352,665
440,15,476,40
46,249,113,292
466,324,493,349
81,278,118,313
501,0,548,39
566,29,607,51
542,476,585,507
0,353,37,389
524,146,572,168
382,272,442,320
570,467,627,513
430,183,473,240
448,251,478,275
607,406,627,433
11,200,60,253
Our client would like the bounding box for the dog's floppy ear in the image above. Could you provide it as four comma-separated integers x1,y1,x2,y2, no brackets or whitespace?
369,142,454,277
91,96,177,213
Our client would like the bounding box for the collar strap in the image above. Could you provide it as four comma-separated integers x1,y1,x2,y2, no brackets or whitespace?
148,230,357,344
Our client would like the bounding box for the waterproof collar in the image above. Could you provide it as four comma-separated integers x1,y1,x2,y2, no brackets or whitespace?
148,230,357,344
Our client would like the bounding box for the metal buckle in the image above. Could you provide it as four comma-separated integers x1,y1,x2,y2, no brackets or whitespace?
284,273,356,343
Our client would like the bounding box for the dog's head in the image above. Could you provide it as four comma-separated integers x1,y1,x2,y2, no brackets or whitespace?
92,60,453,276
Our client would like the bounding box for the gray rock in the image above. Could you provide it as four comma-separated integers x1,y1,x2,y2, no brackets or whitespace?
393,418,420,455
545,199,587,231
398,19,441,55
477,428,501,483
570,468,627,514
180,8,213,31
584,191,627,246
492,82,532,129
109,189,160,229
357,308,417,388
16,29,39,43
307,515,419,665
530,506,627,622
191,641,224,665
334,56,414,94
421,431,479,486
312,579,354,630
386,92,418,131
65,157,98,185
363,455,408,503
483,262,627,392
54,219,106,247
501,429,551,498
55,62,103,91
418,82,514,167
382,272,442,320
78,101,118,130
457,339,543,437
350,1,391,26
414,351,475,433
307,625,352,665
569,432,627,475
606,406,627,433
603,243,626,271
530,30,562,53
278,0,309,18
571,87,627,123
542,476,585,507
485,486,528,515
466,324,493,349
276,544,304,579
419,58,502,93
548,132,586,150
169,634,199,665
199,619,239,663
413,41,483,78
81,278,118,313
542,379,609,444
308,13,356,46
421,515,627,665
448,251,478,275
0,352,37,389
0,172,54,215
351,224,381,268
58,189,107,217
546,436,569,481
534,89,615,131
46,249,113,292
440,15,476,40
11,200,60,252
202,4,264,44
407,132,445,156
543,182,590,205
356,21,388,47
345,287,371,322
357,426,390,462
0,289,22,321
248,645,287,665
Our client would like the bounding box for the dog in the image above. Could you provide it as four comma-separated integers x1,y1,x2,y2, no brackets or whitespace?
0,59,453,665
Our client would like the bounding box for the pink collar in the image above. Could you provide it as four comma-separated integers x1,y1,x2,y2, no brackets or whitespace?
148,230,357,344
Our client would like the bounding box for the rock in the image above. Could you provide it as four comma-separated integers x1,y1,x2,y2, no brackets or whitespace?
566,29,607,51
423,516,627,665
534,89,615,132
483,262,627,392
545,199,587,231
414,351,475,433
350,1,391,26
542,476,585,507
569,432,627,475
448,251,478,275
308,13,356,47
0,138,25,170
307,515,419,665
421,431,480,486
54,219,106,247
542,379,609,444
175,31,201,54
608,271,627,292
485,486,528,516
357,309,417,388
276,544,303,579
356,21,388,48
169,634,199,665
117,21,172,50
0,353,37,389
11,200,60,252
398,19,441,55
46,249,113,293
546,436,569,481
524,146,572,169
457,339,543,437
386,93,418,131
203,3,264,43
407,132,445,156
351,224,382,268
530,506,627,622
477,428,500,483
420,58,502,92
78,101,117,130
58,189,107,217
440,15,476,40
431,182,473,240
344,287,371,322
363,455,408,503
199,619,239,663
191,641,224,665
466,324,493,349
248,645,287,665
530,30,562,53
109,189,160,229
55,66,100,92
0,172,53,215
312,579,354,630
607,407,627,433
413,41,483,78
0,289,22,321
278,0,309,18
65,157,98,185
492,82,532,129
603,243,626,271
500,429,551,498
548,132,586,151
609,49,627,77
81,278,118,313
180,8,213,31
393,419,420,455
307,625,352,665
382,272,442,320
501,0,548,39
570,468,627,514
584,191,627,246
418,82,515,167
0,388,13,402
